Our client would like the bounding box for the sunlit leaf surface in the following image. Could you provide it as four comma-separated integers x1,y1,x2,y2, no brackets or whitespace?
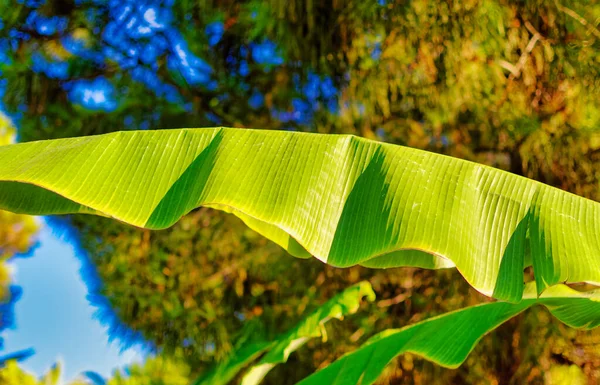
2,128,600,301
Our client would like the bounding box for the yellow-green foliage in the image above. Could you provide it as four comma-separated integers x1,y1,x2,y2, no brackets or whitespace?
0,356,190,385
0,361,61,385
0,114,38,299
545,365,586,385
106,355,191,385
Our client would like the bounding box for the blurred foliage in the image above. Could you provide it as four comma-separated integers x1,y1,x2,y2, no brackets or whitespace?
0,356,187,385
0,113,38,348
105,354,191,385
545,365,586,385
3,0,600,383
193,281,374,385
0,361,65,385
0,113,38,284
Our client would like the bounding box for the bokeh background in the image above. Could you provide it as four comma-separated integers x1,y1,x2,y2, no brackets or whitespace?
2,0,600,384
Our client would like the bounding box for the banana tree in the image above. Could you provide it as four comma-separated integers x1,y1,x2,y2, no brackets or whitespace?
1,127,600,383
194,281,374,385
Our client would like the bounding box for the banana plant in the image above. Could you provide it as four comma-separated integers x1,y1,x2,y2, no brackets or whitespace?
194,282,374,385
2,127,600,383
296,282,600,384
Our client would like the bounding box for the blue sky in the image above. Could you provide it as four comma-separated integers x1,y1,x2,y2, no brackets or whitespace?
2,218,144,382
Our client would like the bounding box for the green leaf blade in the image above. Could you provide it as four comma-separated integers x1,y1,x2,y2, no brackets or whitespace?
3,128,600,300
297,283,600,385
193,282,375,385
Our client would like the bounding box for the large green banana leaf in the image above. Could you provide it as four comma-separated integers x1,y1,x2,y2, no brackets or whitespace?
297,283,600,385
1,128,600,301
193,282,375,385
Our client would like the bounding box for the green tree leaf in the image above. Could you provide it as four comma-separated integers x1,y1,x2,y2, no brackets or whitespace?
194,281,375,385
296,283,600,385
2,128,600,301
